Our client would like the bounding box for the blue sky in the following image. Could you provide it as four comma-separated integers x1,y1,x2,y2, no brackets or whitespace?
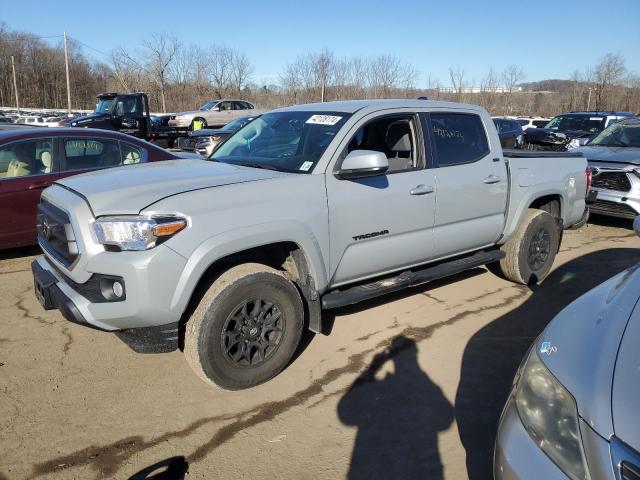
3,0,639,87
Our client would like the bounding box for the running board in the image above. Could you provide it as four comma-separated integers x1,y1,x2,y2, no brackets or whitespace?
321,249,505,309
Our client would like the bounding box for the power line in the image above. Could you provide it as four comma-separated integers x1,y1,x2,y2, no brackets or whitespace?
67,36,111,59
2,34,64,43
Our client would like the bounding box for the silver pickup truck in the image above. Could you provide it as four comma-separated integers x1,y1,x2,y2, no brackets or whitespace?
31,100,589,389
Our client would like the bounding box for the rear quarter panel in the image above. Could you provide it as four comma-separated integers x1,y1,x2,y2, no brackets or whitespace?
502,155,587,242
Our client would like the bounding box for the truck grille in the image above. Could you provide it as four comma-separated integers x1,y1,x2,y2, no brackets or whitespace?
178,136,197,151
591,171,631,192
612,438,640,480
36,200,79,268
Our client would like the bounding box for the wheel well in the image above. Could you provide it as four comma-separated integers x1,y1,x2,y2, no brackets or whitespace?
181,242,311,328
530,195,561,219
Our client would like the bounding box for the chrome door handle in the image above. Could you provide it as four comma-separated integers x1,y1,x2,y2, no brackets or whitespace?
483,175,502,184
410,184,434,195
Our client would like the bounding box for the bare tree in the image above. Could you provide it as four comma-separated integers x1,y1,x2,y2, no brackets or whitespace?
502,64,525,114
593,53,626,110
449,66,466,102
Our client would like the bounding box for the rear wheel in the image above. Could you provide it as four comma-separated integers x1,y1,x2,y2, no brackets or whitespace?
184,263,304,390
490,209,560,285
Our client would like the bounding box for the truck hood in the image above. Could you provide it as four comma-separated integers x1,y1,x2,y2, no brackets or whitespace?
55,159,288,216
612,294,640,451
537,264,640,438
525,127,592,145
63,112,111,127
576,146,640,166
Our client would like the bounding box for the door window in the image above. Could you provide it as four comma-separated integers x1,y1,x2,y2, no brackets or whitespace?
218,101,233,111
430,113,489,167
0,138,54,179
63,138,121,170
345,115,422,173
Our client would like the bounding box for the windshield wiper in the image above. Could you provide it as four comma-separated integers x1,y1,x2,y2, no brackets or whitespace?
232,161,281,171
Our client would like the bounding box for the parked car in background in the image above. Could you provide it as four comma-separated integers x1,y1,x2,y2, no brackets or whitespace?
179,115,259,156
516,117,550,130
495,216,640,480
42,116,64,127
31,99,589,390
523,111,635,151
493,117,523,148
15,116,46,126
168,99,261,130
574,117,640,219
0,128,181,249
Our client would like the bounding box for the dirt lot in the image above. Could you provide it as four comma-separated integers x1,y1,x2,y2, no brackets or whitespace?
1,216,639,480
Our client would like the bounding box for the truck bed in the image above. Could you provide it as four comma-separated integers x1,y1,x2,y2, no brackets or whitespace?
503,149,583,158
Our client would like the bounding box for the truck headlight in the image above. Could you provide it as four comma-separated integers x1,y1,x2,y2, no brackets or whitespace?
93,215,187,251
515,349,588,480
567,138,581,150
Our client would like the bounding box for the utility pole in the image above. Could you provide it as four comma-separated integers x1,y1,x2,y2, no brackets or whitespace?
11,55,20,114
586,88,592,111
63,32,72,114
320,81,325,103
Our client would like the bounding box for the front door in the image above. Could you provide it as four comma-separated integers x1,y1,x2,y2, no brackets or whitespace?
0,137,59,248
326,113,437,287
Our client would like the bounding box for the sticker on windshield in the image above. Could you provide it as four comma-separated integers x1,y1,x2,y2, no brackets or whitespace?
590,117,603,121
299,161,313,171
306,115,342,126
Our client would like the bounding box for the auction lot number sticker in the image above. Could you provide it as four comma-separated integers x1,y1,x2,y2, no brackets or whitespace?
306,115,342,125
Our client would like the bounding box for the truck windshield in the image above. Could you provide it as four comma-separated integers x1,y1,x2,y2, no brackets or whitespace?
199,101,218,111
544,115,605,133
589,122,640,148
95,98,116,114
210,111,351,173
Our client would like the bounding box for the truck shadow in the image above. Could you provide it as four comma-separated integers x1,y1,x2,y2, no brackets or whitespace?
588,213,634,229
0,245,40,261
455,247,640,480
337,336,453,480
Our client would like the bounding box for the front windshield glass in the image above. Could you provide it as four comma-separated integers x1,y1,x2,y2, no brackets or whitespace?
95,97,116,114
589,122,640,147
199,101,218,111
544,115,605,133
210,111,351,173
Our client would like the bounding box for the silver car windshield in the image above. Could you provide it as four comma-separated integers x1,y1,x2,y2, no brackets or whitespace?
210,111,351,173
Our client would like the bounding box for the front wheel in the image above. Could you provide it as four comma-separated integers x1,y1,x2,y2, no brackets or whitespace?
184,263,304,390
490,209,560,285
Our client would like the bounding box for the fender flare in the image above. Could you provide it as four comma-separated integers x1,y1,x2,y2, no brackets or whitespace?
169,221,328,314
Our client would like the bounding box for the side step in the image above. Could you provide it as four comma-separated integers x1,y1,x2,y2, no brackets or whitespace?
321,249,505,309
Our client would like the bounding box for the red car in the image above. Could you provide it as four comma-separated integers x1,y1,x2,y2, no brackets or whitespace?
0,128,182,249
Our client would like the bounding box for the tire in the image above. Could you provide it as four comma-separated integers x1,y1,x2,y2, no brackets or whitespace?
184,263,304,390
490,209,560,285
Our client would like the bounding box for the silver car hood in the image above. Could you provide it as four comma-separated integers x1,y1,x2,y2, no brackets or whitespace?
538,264,640,439
55,159,288,216
612,295,640,451
576,146,640,165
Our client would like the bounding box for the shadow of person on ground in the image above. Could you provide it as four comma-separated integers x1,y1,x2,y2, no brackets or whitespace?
338,336,453,480
456,247,640,480
127,456,188,480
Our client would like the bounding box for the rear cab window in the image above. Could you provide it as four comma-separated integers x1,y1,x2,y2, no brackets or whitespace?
427,113,490,167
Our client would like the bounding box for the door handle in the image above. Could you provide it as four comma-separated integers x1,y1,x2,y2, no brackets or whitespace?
483,175,502,184
410,184,434,195
28,182,49,190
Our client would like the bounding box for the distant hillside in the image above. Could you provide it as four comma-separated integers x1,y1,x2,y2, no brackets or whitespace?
520,79,592,93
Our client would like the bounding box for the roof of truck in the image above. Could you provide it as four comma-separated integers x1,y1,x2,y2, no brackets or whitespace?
274,99,485,114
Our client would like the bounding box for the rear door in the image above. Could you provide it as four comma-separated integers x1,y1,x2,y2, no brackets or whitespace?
425,111,508,258
0,136,59,248
326,112,437,287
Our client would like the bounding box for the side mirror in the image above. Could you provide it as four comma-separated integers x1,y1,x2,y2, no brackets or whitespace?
634,216,640,237
335,150,389,180
212,106,221,112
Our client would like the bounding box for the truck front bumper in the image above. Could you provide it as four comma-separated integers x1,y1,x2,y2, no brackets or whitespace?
31,251,185,353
